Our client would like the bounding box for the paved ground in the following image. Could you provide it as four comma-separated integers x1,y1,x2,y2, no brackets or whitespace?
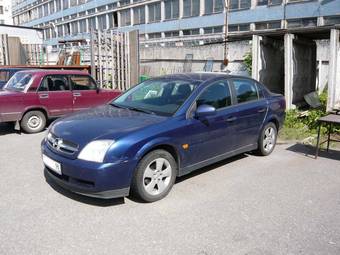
0,123,339,255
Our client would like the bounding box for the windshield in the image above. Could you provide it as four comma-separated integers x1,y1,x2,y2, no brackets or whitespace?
5,72,33,91
112,79,198,116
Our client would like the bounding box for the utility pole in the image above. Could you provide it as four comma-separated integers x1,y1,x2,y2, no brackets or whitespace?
223,0,229,67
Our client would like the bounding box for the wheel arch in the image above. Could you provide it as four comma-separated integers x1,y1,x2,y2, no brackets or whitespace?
20,107,49,121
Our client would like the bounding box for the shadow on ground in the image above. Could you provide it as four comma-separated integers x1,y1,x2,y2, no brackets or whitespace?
0,123,18,136
44,170,125,207
286,143,340,161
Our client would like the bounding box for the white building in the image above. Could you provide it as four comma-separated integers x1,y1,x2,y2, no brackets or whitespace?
0,0,12,25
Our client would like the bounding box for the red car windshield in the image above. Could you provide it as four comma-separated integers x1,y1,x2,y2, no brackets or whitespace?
5,72,33,91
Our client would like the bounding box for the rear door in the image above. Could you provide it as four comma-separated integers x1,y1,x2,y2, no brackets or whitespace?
70,75,104,112
230,78,268,149
38,75,73,117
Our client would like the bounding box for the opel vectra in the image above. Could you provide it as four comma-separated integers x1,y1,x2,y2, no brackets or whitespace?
41,73,285,202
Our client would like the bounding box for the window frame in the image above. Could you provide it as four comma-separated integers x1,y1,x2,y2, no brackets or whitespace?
229,78,261,105
38,75,71,93
69,75,98,91
186,79,234,119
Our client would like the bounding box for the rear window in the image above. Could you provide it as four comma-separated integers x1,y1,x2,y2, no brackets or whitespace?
5,72,33,91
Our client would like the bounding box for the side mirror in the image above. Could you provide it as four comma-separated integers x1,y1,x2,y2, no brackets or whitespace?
195,104,216,119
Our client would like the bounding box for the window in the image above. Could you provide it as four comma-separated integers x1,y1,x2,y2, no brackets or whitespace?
98,14,107,30
120,0,130,6
57,25,63,36
205,0,223,15
165,0,179,20
133,6,145,25
228,23,250,32
49,1,55,13
287,18,317,28
204,26,223,34
324,15,340,26
120,9,131,26
232,79,258,103
71,21,78,35
148,33,162,39
230,0,251,10
164,31,180,37
64,23,71,35
70,0,77,7
269,0,282,4
79,19,86,33
197,81,231,109
257,0,268,5
148,3,161,23
255,21,281,30
97,5,107,12
183,0,200,17
88,17,96,30
70,76,97,90
87,8,95,14
43,4,49,16
39,76,70,92
56,0,62,11
183,29,200,36
0,6,3,14
63,0,69,9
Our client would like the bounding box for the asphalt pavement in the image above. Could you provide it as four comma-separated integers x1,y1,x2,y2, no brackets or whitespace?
0,123,339,255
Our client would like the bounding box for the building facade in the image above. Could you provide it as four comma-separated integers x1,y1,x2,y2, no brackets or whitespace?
10,0,340,46
0,0,13,25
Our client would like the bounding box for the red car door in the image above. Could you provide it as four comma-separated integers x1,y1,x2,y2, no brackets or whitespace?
70,75,109,111
37,75,73,117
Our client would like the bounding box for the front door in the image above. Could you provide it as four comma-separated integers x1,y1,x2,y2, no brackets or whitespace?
38,75,73,117
70,75,103,112
230,78,268,149
184,79,238,166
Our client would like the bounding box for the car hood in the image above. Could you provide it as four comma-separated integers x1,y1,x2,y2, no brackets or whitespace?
50,104,167,147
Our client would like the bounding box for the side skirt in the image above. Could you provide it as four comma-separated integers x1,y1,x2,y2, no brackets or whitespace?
178,144,258,177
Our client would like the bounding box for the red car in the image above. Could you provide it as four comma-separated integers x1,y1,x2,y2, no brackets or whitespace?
0,70,121,133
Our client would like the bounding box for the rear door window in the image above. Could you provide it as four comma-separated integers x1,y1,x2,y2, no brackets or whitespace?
39,75,70,91
232,79,259,104
70,75,97,90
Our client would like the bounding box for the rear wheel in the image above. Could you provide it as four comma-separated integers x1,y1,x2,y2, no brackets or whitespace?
257,122,277,156
21,111,46,134
131,149,177,202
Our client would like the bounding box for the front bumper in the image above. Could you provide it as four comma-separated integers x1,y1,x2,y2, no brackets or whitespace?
41,140,136,199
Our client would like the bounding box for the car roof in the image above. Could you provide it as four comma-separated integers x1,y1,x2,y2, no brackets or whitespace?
16,69,89,76
157,72,252,83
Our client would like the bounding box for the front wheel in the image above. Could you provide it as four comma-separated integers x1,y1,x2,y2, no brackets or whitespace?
21,111,46,134
131,149,177,202
257,122,277,156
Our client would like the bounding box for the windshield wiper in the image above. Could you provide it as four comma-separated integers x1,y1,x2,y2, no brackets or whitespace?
126,106,155,115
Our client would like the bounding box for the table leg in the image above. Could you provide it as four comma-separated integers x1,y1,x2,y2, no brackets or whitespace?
315,123,321,159
327,123,331,152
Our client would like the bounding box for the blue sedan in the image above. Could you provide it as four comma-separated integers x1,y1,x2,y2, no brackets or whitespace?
41,73,286,202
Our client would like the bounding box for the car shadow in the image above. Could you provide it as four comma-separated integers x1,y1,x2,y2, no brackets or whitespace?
0,123,18,136
286,143,340,161
44,170,125,207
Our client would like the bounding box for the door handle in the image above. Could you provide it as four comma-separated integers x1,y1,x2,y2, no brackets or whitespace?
226,116,237,122
39,94,49,99
257,108,266,113
73,92,81,97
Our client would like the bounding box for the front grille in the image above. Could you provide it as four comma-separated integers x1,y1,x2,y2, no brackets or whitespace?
47,132,79,155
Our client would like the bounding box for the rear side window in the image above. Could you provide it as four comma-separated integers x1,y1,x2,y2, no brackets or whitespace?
232,79,259,104
0,71,10,82
39,75,69,91
70,75,96,90
197,80,231,109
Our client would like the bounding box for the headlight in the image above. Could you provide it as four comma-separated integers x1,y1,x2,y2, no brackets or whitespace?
78,140,114,163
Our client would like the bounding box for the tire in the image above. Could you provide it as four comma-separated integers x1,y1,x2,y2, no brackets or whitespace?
257,122,277,156
131,149,177,202
21,111,46,134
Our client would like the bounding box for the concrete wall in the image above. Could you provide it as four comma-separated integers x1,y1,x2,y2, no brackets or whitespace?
140,41,251,76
